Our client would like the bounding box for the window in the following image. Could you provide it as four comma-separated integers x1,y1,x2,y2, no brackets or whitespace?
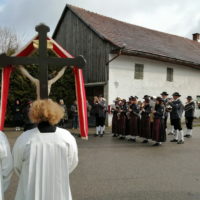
167,68,173,82
134,64,144,79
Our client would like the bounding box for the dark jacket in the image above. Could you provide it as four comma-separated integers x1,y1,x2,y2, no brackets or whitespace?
93,101,106,118
130,104,140,117
154,104,165,119
169,99,184,119
141,105,152,118
185,101,195,118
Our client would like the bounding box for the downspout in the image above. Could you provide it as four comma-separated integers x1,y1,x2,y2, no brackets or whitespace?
106,49,122,65
106,44,126,65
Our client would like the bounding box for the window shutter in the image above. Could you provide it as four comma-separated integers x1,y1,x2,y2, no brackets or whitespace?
167,68,173,82
135,64,144,79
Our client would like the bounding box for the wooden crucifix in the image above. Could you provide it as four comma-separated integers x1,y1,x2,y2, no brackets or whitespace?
0,23,86,99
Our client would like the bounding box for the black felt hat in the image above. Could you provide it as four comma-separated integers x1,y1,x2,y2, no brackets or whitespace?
172,92,181,97
129,96,137,101
186,96,192,100
160,91,169,96
143,95,150,99
129,96,134,100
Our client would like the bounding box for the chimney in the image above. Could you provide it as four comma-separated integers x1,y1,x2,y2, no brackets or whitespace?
192,33,200,42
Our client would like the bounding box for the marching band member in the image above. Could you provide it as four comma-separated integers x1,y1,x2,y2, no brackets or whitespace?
152,97,166,146
118,99,128,140
127,96,140,142
99,95,107,137
184,96,195,138
169,92,184,144
160,91,169,131
111,97,121,137
93,95,107,137
140,96,152,143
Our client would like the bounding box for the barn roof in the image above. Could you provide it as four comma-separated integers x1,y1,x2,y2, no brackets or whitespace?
53,4,200,68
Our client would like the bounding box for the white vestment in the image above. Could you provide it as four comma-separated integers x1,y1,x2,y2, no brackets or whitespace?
0,131,13,200
13,127,78,200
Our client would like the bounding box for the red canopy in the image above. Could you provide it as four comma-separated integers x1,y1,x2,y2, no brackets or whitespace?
0,36,88,139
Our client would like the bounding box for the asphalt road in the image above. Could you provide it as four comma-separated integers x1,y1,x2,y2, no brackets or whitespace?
4,127,200,200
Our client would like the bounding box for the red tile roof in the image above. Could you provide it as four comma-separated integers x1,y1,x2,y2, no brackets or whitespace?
54,4,200,67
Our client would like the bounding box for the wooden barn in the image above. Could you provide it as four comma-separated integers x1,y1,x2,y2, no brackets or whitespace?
53,4,200,125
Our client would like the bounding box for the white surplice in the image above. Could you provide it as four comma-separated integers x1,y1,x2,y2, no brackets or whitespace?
13,127,78,200
0,131,13,200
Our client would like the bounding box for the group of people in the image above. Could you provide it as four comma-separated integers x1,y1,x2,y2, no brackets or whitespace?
111,92,195,146
0,99,78,200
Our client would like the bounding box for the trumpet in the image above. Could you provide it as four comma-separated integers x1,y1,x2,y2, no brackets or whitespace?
116,105,121,120
126,104,131,120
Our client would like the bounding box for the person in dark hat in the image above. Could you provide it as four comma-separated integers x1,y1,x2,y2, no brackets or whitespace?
111,97,121,137
152,97,166,146
184,96,195,138
160,91,169,131
169,92,184,144
140,98,152,143
118,99,128,139
93,95,107,137
161,91,168,96
127,96,140,142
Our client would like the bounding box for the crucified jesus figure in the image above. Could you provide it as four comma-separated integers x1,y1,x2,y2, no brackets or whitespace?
17,65,68,99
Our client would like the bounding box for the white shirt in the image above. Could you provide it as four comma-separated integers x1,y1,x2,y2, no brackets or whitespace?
13,127,78,200
0,131,13,200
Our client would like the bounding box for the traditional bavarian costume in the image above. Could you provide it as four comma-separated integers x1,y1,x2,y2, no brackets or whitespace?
152,97,166,146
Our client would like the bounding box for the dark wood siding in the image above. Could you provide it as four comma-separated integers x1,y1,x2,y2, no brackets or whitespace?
54,9,113,84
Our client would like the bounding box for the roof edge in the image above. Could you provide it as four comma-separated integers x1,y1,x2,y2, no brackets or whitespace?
118,49,200,69
52,4,121,48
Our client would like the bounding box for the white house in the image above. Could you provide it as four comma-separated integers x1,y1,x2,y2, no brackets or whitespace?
53,5,200,125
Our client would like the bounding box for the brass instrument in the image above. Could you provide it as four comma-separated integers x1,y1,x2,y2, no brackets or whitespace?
150,106,155,122
126,102,131,120
116,105,121,120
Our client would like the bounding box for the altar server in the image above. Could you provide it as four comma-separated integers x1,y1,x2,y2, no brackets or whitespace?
13,99,78,200
0,131,13,200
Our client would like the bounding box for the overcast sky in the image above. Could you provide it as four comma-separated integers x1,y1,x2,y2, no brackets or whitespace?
0,0,200,45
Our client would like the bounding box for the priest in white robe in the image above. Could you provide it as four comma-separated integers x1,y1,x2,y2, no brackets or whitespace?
13,99,78,200
0,131,13,200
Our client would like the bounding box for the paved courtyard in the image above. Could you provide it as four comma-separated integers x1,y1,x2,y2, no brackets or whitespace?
4,126,200,200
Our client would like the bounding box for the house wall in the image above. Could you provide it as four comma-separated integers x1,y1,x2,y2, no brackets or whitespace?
107,54,200,126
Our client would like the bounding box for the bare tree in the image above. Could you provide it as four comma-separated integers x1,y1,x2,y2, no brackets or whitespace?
0,27,19,55
0,27,68,99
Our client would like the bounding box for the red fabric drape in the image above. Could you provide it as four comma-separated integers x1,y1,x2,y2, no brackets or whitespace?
73,67,88,139
0,66,13,130
0,36,88,139
52,42,88,139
